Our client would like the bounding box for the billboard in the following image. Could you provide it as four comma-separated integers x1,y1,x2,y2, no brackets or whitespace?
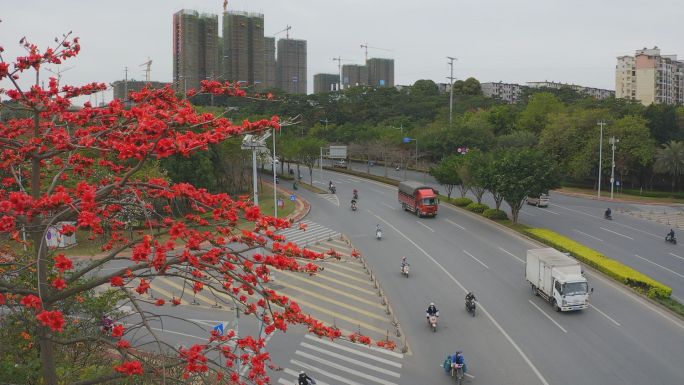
329,145,347,159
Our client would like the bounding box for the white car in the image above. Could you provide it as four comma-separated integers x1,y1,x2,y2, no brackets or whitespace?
333,160,347,168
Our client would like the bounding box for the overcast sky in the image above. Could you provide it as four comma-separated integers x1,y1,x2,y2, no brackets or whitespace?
1,0,683,101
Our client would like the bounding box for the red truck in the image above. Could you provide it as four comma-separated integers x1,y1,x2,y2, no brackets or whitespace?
398,181,439,217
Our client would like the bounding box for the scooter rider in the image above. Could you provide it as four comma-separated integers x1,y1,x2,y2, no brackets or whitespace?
426,302,439,321
298,371,315,385
401,256,409,269
351,199,357,210
101,315,114,334
353,189,359,200
450,351,467,374
604,207,612,219
668,228,676,241
465,292,476,304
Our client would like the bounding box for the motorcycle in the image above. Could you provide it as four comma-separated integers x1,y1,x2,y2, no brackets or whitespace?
466,299,476,317
666,234,677,245
329,185,336,194
428,314,438,332
353,191,359,200
351,201,357,211
604,212,612,220
401,264,410,277
376,228,382,240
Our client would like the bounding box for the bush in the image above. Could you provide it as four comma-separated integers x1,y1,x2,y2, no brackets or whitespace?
483,208,508,220
525,228,672,299
466,202,489,213
451,197,473,207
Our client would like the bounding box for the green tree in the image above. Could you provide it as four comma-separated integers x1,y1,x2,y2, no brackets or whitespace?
609,115,656,188
294,137,326,185
480,151,505,209
462,149,489,204
493,149,559,222
411,79,439,96
496,131,538,149
653,141,684,191
429,156,461,199
517,92,564,134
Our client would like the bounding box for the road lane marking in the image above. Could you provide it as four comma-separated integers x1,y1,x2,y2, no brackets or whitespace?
528,300,567,333
537,207,560,215
294,352,398,385
381,202,396,210
445,218,466,230
552,203,662,239
280,370,331,385
374,214,550,385
371,188,387,195
274,280,387,321
304,334,403,362
600,227,634,240
276,269,376,296
463,249,489,269
499,247,525,263
287,297,388,335
588,304,621,327
634,254,684,279
669,252,684,262
573,229,604,242
150,327,206,340
300,343,401,377
322,266,375,284
417,221,435,232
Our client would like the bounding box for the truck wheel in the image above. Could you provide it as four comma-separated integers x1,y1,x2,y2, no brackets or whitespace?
531,285,538,296
552,299,560,312
417,209,422,218
402,203,407,211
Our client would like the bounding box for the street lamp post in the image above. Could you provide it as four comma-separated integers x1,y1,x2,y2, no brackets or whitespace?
273,128,278,218
447,56,457,127
610,136,619,199
597,121,606,198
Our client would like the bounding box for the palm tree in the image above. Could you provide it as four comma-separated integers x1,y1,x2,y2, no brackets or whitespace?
653,140,684,191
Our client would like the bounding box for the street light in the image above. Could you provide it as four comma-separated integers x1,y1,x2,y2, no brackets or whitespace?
609,136,619,199
447,57,457,127
597,121,606,198
403,137,418,177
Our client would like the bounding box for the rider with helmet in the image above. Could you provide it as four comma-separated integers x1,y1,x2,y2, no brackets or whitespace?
426,302,439,321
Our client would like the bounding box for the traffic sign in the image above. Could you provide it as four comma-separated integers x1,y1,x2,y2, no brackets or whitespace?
290,194,296,201
277,199,284,208
403,137,412,143
213,322,225,336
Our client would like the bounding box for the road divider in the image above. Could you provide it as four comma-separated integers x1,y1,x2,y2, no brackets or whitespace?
525,228,672,299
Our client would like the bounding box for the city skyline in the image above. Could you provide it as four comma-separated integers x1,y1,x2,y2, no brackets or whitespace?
1,0,683,100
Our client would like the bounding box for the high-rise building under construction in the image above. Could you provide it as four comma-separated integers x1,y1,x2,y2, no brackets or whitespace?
313,73,339,94
276,39,307,94
263,37,276,90
367,58,394,87
341,64,368,88
222,11,266,90
173,10,219,92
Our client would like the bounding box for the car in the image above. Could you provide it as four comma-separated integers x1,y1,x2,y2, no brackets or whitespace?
333,159,347,168
527,193,549,207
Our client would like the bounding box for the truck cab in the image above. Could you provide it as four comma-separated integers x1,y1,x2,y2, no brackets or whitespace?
398,181,439,217
551,269,589,311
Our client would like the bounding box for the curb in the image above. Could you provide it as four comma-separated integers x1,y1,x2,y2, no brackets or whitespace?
553,189,684,207
261,180,311,223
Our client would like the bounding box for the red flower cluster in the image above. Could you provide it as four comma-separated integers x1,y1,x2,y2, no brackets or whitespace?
114,360,144,376
54,254,73,272
112,324,125,338
51,277,67,291
110,276,125,287
36,310,65,332
21,295,42,310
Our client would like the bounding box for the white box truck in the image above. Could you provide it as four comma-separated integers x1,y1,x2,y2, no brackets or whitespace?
526,248,590,312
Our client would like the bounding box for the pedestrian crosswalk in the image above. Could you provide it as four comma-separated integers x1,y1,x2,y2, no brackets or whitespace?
277,220,341,246
276,334,403,385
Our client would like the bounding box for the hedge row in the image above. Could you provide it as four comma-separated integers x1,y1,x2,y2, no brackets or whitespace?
482,208,508,219
323,167,400,186
525,228,672,299
466,202,489,213
451,197,473,207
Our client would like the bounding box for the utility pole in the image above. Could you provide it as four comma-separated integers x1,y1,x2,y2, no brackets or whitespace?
610,136,619,199
124,66,128,102
597,121,606,198
447,57,457,127
273,128,277,218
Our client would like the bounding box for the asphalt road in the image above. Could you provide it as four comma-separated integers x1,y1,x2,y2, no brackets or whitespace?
286,165,684,385
342,160,684,301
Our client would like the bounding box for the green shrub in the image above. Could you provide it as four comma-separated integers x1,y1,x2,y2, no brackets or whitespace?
525,228,672,299
451,197,472,207
466,202,489,213
483,208,508,220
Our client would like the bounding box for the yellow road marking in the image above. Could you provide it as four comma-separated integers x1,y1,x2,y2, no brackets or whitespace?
289,295,389,335
273,271,384,309
275,280,387,321
322,266,374,285
276,269,376,295
320,260,368,275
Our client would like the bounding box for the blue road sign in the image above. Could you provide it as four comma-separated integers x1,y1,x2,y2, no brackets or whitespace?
290,194,296,201
403,137,412,143
213,323,224,336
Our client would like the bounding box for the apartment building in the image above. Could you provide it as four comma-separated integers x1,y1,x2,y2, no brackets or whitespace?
616,47,684,105
481,82,523,103
276,39,307,94
172,10,219,92
527,81,614,100
313,73,339,94
367,58,394,87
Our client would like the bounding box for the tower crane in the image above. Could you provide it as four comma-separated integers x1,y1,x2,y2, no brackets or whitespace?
223,0,228,12
273,25,292,39
360,43,392,62
139,58,152,82
332,57,354,90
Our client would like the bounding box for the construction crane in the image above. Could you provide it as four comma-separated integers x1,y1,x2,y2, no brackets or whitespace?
360,43,392,62
332,57,354,90
273,25,292,39
139,58,152,82
223,0,228,12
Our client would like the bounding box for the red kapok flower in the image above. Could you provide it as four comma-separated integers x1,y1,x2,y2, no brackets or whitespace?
155,298,166,306
112,324,125,338
172,297,181,306
114,360,144,376
117,339,131,349
21,294,42,310
36,310,65,332
135,278,150,294
51,277,67,291
110,276,124,287
54,254,73,272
